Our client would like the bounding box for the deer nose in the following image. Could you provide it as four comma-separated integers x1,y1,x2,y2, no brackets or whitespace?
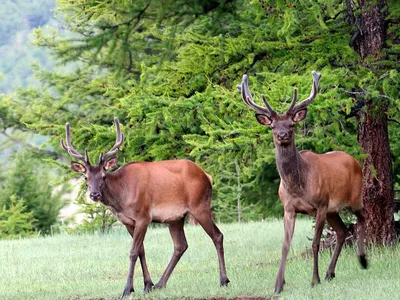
277,132,289,141
90,192,101,201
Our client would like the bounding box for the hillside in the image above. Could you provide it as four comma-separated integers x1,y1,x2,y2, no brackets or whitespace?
0,0,55,93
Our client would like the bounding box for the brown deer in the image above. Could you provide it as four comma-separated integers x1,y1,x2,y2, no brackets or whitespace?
61,118,229,297
238,71,367,293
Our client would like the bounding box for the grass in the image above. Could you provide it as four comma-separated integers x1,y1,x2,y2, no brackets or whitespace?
1,219,400,299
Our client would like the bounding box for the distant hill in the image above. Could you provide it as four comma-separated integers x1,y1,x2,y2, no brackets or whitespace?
0,0,56,94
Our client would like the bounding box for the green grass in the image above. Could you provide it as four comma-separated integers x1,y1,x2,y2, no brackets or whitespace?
1,219,399,299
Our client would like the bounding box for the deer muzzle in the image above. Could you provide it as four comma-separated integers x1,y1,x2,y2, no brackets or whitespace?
90,191,102,201
277,132,289,141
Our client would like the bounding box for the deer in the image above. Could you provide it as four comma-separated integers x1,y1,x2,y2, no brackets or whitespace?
237,71,367,293
61,117,229,298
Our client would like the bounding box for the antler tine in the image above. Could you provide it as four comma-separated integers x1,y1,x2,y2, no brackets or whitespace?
261,95,276,115
60,123,87,163
287,88,298,112
85,148,90,165
101,117,125,163
240,74,275,117
289,71,322,113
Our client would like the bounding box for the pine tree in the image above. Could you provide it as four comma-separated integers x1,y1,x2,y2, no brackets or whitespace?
0,195,36,239
0,151,65,233
4,0,399,239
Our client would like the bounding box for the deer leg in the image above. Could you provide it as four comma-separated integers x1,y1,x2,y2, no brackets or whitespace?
354,209,368,269
154,218,188,289
325,213,347,280
192,210,230,286
274,209,296,294
311,209,327,287
125,225,154,292
121,221,149,298
139,244,154,292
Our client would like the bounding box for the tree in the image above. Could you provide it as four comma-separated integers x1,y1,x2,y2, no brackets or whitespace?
0,150,65,234
4,0,399,236
0,195,36,239
346,0,398,244
213,157,264,223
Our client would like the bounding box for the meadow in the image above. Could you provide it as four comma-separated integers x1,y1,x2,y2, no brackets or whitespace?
1,219,399,300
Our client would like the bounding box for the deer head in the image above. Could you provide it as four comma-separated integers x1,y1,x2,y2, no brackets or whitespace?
238,71,321,146
61,117,125,201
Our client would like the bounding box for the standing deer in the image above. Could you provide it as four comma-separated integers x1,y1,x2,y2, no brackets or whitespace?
238,71,367,293
61,118,229,297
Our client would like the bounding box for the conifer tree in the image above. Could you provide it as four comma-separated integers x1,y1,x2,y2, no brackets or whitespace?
346,0,398,244
0,151,64,233
0,196,35,239
4,0,399,241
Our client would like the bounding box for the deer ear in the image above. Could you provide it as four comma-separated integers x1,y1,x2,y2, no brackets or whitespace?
255,114,273,126
104,157,118,171
293,109,308,123
71,162,86,173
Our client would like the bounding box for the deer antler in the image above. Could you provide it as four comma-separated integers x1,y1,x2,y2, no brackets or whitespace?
61,123,90,164
100,117,125,163
287,71,322,114
237,74,276,117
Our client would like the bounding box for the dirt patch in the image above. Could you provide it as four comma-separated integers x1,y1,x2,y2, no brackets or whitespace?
195,297,279,300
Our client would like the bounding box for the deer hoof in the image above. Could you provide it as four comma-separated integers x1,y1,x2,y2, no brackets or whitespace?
154,282,166,290
274,286,283,294
121,286,134,298
220,278,230,286
274,282,284,294
325,272,335,281
144,282,154,293
311,277,321,287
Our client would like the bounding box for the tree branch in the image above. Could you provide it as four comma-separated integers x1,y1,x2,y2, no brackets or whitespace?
1,131,63,160
388,118,400,126
344,100,366,119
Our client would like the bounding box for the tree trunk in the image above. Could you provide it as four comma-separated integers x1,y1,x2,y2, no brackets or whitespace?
357,101,396,244
349,0,387,60
234,158,242,223
349,0,397,244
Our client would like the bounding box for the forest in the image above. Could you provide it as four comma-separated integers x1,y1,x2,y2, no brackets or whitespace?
0,0,399,245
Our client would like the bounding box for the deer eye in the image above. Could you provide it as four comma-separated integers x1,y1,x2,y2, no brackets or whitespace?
289,124,295,128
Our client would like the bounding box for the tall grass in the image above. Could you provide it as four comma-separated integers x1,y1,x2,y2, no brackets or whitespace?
1,219,399,299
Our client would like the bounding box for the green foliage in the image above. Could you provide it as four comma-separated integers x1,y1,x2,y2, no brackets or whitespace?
0,150,65,234
0,195,36,239
1,0,399,226
72,183,117,233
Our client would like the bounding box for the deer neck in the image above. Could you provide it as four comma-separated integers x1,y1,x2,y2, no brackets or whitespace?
275,140,307,196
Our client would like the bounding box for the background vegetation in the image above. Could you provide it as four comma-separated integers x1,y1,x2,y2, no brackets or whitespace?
0,0,399,239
